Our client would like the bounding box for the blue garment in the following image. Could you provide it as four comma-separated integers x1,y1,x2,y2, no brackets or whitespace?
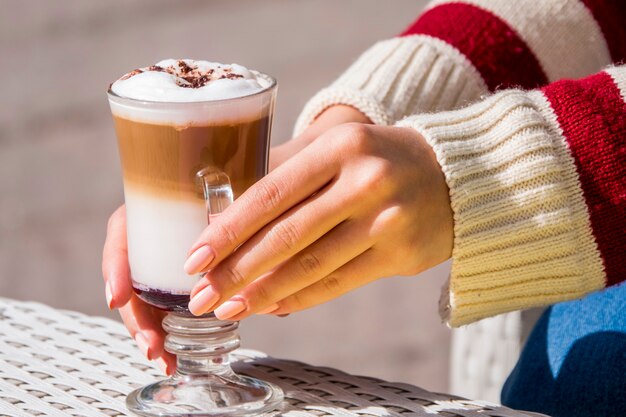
501,282,626,417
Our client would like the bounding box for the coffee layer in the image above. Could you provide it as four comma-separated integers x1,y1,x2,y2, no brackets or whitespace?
114,116,270,201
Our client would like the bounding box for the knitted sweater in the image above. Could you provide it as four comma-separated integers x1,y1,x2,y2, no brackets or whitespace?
296,0,626,326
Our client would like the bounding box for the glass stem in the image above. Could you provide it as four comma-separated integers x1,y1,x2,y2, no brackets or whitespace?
163,313,241,377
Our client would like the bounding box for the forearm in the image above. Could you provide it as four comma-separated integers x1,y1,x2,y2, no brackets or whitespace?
296,0,625,135
398,65,626,326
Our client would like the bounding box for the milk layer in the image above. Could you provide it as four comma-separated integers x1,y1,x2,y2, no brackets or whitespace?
125,189,206,293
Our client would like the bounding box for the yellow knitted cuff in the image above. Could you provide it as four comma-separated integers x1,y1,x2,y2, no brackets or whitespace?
397,90,605,326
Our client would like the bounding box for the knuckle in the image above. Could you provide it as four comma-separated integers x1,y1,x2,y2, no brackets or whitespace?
393,247,414,268
373,159,395,181
267,219,300,252
213,221,239,248
342,122,370,139
369,205,406,236
250,284,272,306
364,160,395,193
321,275,343,293
341,123,373,152
285,292,306,312
297,252,322,276
255,178,284,212
221,265,246,289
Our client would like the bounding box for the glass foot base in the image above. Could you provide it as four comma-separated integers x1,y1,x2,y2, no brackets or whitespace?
126,372,284,417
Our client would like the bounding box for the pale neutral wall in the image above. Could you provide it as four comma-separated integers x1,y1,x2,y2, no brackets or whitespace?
0,0,450,391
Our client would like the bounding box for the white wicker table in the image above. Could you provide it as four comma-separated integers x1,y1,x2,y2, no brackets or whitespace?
0,298,548,417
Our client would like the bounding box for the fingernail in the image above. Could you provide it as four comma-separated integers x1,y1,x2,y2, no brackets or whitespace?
184,245,214,275
214,300,247,320
155,357,170,375
190,279,209,299
257,304,280,314
188,285,220,316
135,333,152,360
105,281,114,309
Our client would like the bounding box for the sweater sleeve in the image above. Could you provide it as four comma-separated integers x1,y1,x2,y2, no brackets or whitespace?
397,66,626,326
294,0,625,136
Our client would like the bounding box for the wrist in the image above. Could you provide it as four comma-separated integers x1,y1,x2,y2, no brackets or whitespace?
296,105,373,144
316,104,373,125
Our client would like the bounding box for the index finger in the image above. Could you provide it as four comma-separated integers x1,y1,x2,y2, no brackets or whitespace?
185,139,339,273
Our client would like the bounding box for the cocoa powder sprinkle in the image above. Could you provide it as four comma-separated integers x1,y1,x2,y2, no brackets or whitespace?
120,69,143,80
177,60,194,74
119,61,246,88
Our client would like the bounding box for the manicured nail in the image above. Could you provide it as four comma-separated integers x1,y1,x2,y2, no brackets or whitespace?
184,245,214,275
155,357,170,375
257,304,280,314
190,279,209,299
105,281,114,309
214,300,247,320
135,333,152,360
188,285,220,316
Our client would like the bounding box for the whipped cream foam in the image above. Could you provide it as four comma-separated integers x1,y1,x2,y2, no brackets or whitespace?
108,59,275,125
110,59,268,102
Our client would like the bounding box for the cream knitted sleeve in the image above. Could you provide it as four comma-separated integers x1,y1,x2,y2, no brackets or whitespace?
293,35,487,134
397,66,626,326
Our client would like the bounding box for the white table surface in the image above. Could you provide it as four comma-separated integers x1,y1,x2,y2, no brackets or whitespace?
0,298,548,417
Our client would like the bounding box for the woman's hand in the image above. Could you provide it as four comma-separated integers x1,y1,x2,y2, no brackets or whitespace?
101,105,371,372
269,105,371,169
185,123,453,320
102,206,177,375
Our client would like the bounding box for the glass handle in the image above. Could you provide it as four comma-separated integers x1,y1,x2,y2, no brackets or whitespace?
196,167,234,221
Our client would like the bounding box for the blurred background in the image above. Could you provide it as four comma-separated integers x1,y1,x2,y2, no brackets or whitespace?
0,0,452,392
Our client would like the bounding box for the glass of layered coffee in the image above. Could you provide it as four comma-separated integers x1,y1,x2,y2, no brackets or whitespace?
107,59,282,416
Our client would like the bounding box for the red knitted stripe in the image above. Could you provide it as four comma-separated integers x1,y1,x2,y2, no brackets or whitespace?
401,2,547,91
542,72,626,287
580,0,626,63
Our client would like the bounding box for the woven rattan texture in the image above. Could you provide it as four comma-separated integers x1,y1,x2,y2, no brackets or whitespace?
0,298,548,417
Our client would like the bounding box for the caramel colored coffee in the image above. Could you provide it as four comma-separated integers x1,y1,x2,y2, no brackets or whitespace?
108,60,276,313
113,116,270,201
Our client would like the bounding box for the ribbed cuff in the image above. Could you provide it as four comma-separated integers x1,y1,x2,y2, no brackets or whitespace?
397,89,606,326
293,35,487,136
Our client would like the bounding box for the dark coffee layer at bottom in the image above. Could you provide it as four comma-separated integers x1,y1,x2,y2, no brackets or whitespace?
133,286,192,315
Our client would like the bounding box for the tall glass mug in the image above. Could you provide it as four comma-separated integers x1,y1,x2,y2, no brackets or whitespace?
107,70,282,416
